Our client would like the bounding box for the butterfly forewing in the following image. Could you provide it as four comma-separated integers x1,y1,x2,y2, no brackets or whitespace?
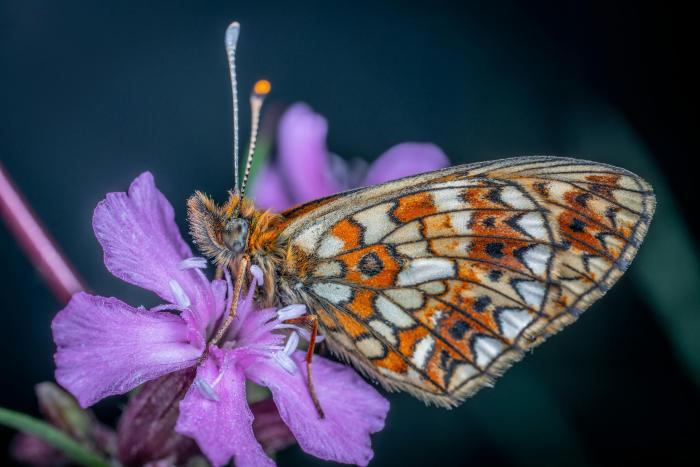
275,156,655,406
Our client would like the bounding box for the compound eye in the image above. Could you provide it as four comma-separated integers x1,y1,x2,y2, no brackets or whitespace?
222,218,249,253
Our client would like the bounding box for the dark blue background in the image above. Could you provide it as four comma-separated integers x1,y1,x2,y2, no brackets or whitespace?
2,1,696,466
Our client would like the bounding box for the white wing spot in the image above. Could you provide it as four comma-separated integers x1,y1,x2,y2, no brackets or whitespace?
312,260,344,278
518,212,548,240
369,320,398,346
311,282,352,304
501,186,535,209
384,288,424,310
419,281,447,295
317,234,344,258
431,188,464,211
397,258,456,286
521,244,551,275
396,241,429,258
357,337,385,359
448,211,473,234
375,295,415,328
498,308,534,339
411,335,435,368
514,280,546,309
473,336,505,368
353,203,396,243
293,223,326,253
384,220,422,244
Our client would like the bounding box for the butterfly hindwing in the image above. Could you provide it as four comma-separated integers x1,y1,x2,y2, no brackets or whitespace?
275,156,655,406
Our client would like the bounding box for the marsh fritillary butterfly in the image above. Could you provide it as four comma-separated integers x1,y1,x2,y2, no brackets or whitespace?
187,22,655,410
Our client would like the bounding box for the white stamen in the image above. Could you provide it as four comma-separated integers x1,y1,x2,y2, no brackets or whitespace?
168,279,191,307
194,378,219,401
210,355,231,387
274,323,326,343
272,351,297,374
277,304,306,321
179,257,208,270
271,331,300,374
283,331,299,355
250,265,264,287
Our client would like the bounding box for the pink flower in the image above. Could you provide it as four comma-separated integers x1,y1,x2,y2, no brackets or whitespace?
52,172,389,466
253,102,449,210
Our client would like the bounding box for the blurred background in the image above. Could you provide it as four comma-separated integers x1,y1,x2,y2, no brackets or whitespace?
1,1,696,466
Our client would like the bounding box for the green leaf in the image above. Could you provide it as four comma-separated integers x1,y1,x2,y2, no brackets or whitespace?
0,406,109,467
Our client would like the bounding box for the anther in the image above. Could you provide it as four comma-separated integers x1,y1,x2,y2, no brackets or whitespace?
168,279,191,307
277,304,306,321
250,264,264,286
179,257,208,270
194,378,220,401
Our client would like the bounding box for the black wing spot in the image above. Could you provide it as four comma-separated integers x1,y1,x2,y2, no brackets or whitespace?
358,251,384,277
473,296,492,312
489,270,503,282
482,216,496,228
569,218,586,233
485,242,505,259
449,321,470,340
606,206,619,229
574,193,591,207
487,188,503,204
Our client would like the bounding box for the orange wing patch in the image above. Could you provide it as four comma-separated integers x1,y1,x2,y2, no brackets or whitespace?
393,191,437,223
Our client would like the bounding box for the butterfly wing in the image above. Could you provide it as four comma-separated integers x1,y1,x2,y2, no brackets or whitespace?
275,156,655,406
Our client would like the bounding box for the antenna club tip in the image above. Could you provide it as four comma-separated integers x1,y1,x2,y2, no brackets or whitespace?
225,22,240,45
254,79,272,96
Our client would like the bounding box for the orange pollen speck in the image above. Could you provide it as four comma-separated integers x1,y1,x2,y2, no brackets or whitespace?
254,79,271,96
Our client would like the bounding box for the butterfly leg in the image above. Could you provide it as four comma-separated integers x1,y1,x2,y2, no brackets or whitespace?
285,314,325,419
209,255,250,347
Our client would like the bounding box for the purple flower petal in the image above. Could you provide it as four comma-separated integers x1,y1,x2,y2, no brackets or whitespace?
53,293,201,408
362,142,449,187
93,172,218,332
251,164,293,212
175,349,273,467
277,103,342,204
248,352,389,466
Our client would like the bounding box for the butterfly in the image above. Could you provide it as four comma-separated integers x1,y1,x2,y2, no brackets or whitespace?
187,22,655,411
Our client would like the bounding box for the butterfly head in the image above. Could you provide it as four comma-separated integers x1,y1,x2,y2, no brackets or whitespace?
187,191,254,266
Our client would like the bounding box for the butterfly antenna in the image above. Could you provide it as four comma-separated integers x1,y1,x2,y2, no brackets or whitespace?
239,79,271,197
225,21,241,192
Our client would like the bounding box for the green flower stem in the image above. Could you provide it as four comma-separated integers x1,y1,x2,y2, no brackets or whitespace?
0,406,109,467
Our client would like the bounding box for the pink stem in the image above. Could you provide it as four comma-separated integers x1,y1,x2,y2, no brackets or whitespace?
0,163,85,303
